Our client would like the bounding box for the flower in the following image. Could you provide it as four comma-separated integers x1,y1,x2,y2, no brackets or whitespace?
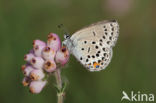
29,80,47,94
21,33,70,94
47,33,61,51
55,46,70,65
30,57,44,69
24,53,34,62
30,69,45,81
22,76,31,86
21,65,34,76
42,46,56,60
33,40,46,57
44,60,56,72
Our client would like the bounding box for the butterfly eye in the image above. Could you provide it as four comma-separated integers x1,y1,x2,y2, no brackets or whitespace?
64,34,70,39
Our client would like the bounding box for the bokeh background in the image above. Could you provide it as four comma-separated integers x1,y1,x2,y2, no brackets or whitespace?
0,0,156,103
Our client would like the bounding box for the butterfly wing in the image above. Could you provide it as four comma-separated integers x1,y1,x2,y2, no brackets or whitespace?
68,20,119,71
71,20,119,48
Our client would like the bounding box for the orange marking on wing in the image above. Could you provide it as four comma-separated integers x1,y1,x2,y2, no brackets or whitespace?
93,62,100,69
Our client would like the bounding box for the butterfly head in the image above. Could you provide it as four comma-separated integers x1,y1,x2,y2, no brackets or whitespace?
64,34,70,39
62,34,73,53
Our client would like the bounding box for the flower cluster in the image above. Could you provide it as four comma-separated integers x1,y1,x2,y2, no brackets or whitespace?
21,33,70,94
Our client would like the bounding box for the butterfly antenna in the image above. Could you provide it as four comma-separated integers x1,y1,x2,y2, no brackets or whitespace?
57,24,70,39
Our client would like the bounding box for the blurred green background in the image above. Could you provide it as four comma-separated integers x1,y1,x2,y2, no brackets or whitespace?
0,0,156,103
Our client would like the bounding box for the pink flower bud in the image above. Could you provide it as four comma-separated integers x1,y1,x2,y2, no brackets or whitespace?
29,80,47,94
21,65,34,76
43,60,56,72
30,57,44,69
47,33,61,51
24,53,34,62
30,69,45,81
22,77,31,86
42,46,56,60
33,40,46,57
55,46,70,65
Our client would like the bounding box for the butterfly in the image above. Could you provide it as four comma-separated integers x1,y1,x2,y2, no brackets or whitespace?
63,20,119,71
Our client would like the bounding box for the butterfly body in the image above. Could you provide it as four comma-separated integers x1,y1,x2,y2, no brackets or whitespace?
63,20,119,71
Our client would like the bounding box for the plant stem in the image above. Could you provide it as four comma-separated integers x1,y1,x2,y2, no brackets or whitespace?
54,69,63,103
